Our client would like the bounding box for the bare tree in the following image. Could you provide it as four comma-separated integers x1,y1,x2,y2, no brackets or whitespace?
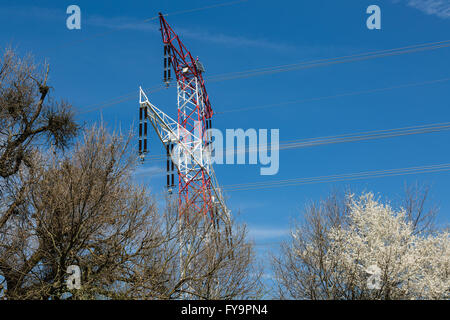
0,125,161,299
0,47,78,230
272,190,348,300
400,182,438,235
134,200,263,300
0,125,262,300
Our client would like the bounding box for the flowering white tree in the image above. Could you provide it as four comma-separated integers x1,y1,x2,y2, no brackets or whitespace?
274,191,449,300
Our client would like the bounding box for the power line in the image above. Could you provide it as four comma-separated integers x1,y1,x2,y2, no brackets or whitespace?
76,76,450,116
206,40,450,82
277,122,450,150
222,163,450,192
140,120,450,162
215,77,450,114
75,39,450,115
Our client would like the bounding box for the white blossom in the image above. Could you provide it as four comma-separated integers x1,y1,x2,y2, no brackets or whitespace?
321,193,449,299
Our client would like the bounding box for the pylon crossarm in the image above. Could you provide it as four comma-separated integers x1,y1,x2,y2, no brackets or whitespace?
140,88,208,178
141,88,201,152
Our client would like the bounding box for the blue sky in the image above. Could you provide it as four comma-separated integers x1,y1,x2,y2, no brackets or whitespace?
1,0,449,278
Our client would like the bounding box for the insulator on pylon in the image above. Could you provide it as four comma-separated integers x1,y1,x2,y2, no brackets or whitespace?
196,59,205,73
163,45,167,83
163,45,172,86
171,173,175,188
166,143,172,190
138,106,143,154
143,121,148,153
166,146,170,172
170,143,175,171
143,129,147,153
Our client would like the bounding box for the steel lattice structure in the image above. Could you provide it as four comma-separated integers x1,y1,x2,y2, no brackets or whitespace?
139,13,229,224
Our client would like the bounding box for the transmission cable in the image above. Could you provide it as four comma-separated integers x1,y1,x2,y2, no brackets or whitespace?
222,163,450,192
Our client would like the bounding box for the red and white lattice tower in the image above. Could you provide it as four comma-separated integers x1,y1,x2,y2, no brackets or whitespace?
139,13,229,224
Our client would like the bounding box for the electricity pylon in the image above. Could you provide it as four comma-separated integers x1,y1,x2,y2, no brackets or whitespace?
139,13,230,226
